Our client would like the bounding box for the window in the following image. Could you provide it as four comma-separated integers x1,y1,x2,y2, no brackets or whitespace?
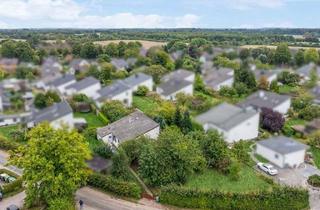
275,154,279,159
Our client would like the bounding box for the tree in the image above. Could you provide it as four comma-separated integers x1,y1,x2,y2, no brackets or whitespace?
298,105,320,121
181,111,193,134
144,65,168,84
111,148,132,180
231,140,251,164
173,107,182,128
258,76,269,90
239,48,250,60
1,40,16,58
234,66,256,90
139,127,206,186
194,74,206,92
261,108,285,133
277,71,300,86
9,123,91,207
274,43,291,65
309,131,320,149
134,85,149,96
80,42,98,59
101,100,130,122
295,49,305,66
149,50,174,70
99,62,114,84
270,80,279,93
34,93,48,109
304,48,319,64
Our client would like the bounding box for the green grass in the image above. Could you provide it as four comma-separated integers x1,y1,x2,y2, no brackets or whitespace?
74,112,106,128
0,125,19,139
133,96,159,115
185,167,273,193
255,154,269,163
311,147,320,169
278,85,300,94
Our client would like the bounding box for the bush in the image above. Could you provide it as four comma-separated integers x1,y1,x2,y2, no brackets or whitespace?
298,105,320,121
261,108,285,133
307,175,320,187
134,86,149,96
160,185,309,210
94,145,112,159
101,100,130,122
48,198,75,210
87,173,141,199
0,169,23,195
228,161,241,181
0,136,19,150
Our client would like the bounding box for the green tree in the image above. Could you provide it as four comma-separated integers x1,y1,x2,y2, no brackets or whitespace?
304,48,319,64
239,48,250,60
274,43,291,65
181,111,193,134
295,49,305,66
34,93,48,109
111,148,131,180
99,62,114,84
150,50,174,70
101,100,130,122
9,123,91,207
234,66,256,90
174,107,182,127
80,42,98,59
270,80,280,93
0,40,16,57
144,65,168,84
194,74,206,92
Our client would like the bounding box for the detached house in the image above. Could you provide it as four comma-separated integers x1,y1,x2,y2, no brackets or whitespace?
37,57,62,89
97,110,160,147
69,59,90,74
111,58,137,71
238,90,291,115
311,85,320,105
195,103,259,143
203,67,234,91
253,69,280,84
157,69,195,100
256,136,309,168
49,74,76,94
0,58,18,73
123,73,153,91
26,101,79,129
297,63,320,81
94,80,132,107
65,76,101,98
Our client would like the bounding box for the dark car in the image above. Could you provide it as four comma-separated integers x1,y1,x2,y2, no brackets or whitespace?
6,204,20,210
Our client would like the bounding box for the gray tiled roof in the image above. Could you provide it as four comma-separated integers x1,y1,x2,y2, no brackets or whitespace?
257,136,309,155
97,110,159,143
162,69,194,82
238,90,290,110
203,68,233,88
254,69,280,80
97,80,130,100
195,102,258,131
158,79,193,96
111,58,137,70
311,85,320,104
65,76,99,91
0,58,18,65
50,74,76,87
297,63,320,77
122,73,152,88
27,101,73,124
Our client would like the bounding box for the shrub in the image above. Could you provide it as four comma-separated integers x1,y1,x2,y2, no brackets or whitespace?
0,136,19,151
277,71,300,86
134,86,149,96
101,100,130,122
160,185,309,210
87,173,141,199
261,108,285,133
219,86,237,97
307,175,320,187
48,198,75,210
94,145,112,159
228,161,241,181
298,105,320,121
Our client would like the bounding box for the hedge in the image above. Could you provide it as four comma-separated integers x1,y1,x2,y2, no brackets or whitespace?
97,111,109,124
87,173,141,199
160,185,309,210
0,169,23,195
0,136,19,151
308,174,320,187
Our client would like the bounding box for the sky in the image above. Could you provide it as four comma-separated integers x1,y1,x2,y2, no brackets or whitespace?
0,0,319,29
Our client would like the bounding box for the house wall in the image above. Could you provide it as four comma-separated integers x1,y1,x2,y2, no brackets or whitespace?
50,113,74,129
66,83,101,98
112,89,133,107
256,144,285,168
144,126,160,139
131,78,153,92
274,99,291,115
214,78,234,91
0,117,22,127
55,80,76,94
185,74,195,83
0,96,3,112
267,74,277,84
283,150,306,168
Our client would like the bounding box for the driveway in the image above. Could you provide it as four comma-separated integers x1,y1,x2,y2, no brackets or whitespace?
0,191,25,210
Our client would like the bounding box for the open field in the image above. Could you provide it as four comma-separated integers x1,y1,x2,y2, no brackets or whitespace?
94,40,166,49
240,45,320,51
185,167,273,193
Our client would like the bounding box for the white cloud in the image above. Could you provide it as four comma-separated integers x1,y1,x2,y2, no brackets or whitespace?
227,0,285,10
0,0,200,28
236,21,295,28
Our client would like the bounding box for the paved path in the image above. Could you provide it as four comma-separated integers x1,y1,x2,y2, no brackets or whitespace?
76,187,167,210
0,150,23,176
0,191,25,210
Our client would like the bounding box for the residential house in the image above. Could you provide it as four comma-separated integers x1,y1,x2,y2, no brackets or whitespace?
157,69,195,100
122,73,153,91
111,58,137,71
0,113,31,127
195,103,259,143
297,63,320,81
94,80,132,107
292,118,320,136
49,74,76,94
65,76,101,98
26,101,79,129
69,59,90,74
310,85,320,105
37,57,62,89
199,52,214,63
253,69,280,84
170,51,183,61
97,110,160,147
0,58,18,73
256,136,309,168
203,67,234,91
238,90,291,115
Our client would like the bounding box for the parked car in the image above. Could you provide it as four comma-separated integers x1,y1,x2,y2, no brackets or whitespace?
0,173,10,182
0,191,3,201
7,177,16,183
257,162,278,176
6,205,20,210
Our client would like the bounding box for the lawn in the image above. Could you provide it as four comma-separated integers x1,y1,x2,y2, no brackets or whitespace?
74,112,106,128
278,85,300,95
0,125,19,139
185,166,273,193
311,147,320,169
133,96,159,115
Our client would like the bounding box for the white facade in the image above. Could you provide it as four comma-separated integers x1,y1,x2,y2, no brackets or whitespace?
203,113,260,143
53,80,76,94
131,78,153,92
65,83,101,98
214,78,234,91
273,98,291,115
0,97,3,112
185,74,195,83
157,83,194,101
95,89,133,108
0,117,21,126
256,144,306,168
27,113,75,130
